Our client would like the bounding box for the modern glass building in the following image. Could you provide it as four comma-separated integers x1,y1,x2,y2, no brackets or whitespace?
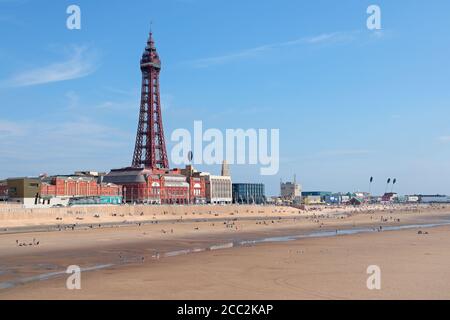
232,183,266,204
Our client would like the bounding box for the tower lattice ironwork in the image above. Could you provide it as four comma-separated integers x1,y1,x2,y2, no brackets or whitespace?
132,32,169,169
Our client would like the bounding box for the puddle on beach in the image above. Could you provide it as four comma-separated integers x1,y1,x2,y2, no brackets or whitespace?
2,220,450,291
0,264,113,290
238,221,450,245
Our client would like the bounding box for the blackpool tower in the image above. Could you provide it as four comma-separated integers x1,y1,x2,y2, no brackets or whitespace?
132,32,169,169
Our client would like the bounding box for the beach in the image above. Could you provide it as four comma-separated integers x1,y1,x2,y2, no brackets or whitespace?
1,203,450,300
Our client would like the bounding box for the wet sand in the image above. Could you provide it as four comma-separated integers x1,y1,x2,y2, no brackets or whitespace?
1,204,450,299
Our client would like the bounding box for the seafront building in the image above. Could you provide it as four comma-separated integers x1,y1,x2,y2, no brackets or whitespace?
103,163,233,205
103,167,195,205
204,174,232,204
3,178,41,207
324,193,349,205
417,195,450,203
405,195,420,203
232,183,266,204
381,192,399,203
4,175,122,207
180,165,207,204
182,164,233,204
280,176,302,204
301,191,332,205
0,180,8,202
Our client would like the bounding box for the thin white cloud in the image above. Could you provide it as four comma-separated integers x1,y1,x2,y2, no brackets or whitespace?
187,31,359,68
2,45,98,87
102,86,138,97
0,120,27,137
0,116,132,173
438,136,450,143
282,149,374,163
95,100,136,111
317,149,373,157
307,32,355,43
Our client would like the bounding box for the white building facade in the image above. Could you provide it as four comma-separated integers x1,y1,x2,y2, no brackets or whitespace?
205,175,232,204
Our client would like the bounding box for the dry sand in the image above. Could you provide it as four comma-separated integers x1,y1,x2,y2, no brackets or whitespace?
0,204,450,300
0,203,428,230
0,204,302,229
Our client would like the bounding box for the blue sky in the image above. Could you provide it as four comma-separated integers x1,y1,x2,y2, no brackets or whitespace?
0,0,449,196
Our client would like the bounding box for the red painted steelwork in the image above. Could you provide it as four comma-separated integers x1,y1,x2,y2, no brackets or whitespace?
132,32,169,169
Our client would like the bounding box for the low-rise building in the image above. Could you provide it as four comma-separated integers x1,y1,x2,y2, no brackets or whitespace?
302,191,332,205
324,193,345,204
40,175,121,206
181,162,232,205
0,180,8,201
354,192,370,202
5,177,41,206
160,174,190,204
104,167,160,204
188,176,206,204
4,175,121,207
419,195,450,203
405,195,420,203
341,195,351,204
180,165,207,204
103,167,200,205
232,183,266,204
205,174,232,204
381,192,398,203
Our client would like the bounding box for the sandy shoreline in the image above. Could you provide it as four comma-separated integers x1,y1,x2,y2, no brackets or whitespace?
0,203,438,230
1,204,450,299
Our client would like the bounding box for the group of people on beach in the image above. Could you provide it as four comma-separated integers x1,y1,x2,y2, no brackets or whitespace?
16,238,39,247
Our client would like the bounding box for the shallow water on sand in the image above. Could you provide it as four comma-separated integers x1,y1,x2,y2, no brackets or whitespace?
1,220,450,290
0,264,113,289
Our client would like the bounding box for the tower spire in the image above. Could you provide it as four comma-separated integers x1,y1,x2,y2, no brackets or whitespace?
221,160,230,177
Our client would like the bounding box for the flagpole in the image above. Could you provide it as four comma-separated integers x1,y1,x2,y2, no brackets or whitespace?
391,179,397,193
385,178,391,194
